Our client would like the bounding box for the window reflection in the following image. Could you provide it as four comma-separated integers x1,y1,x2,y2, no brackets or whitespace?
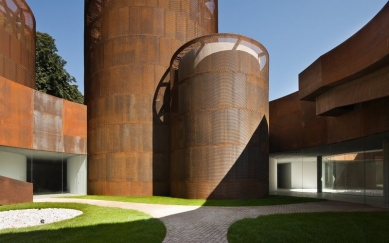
272,134,388,206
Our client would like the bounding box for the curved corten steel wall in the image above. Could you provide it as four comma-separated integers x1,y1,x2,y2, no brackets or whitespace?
299,2,389,101
170,34,269,199
270,2,389,154
85,0,218,195
0,0,35,88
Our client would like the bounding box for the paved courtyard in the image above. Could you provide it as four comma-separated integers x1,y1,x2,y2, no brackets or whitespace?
35,198,388,243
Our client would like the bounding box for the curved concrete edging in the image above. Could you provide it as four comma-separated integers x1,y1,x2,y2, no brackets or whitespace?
34,198,388,243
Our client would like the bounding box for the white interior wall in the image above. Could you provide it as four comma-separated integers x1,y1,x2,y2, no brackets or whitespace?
291,162,303,189
0,151,27,181
291,161,317,189
302,162,317,189
269,158,277,192
67,155,87,194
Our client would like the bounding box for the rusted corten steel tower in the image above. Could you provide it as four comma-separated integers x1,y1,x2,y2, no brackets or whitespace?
0,0,35,88
170,34,269,199
85,0,218,195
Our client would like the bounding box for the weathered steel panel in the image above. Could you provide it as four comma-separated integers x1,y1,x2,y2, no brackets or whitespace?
62,100,87,154
85,0,218,196
0,77,5,120
62,100,87,138
33,130,63,152
0,55,4,76
299,2,389,101
301,100,328,148
270,94,389,154
33,91,63,116
32,91,64,152
170,34,269,199
0,78,33,149
270,3,389,154
0,175,33,205
0,0,87,156
63,136,87,155
362,97,389,137
32,110,62,137
0,0,36,149
315,65,389,116
32,95,87,154
0,0,35,88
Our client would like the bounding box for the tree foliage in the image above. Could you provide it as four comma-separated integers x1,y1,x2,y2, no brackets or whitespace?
35,32,84,104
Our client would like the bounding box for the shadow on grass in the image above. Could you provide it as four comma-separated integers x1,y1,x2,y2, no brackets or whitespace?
227,212,389,243
0,203,166,243
0,219,165,243
201,195,326,207
5,196,326,243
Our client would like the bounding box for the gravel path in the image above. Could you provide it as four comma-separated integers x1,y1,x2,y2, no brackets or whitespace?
0,208,82,230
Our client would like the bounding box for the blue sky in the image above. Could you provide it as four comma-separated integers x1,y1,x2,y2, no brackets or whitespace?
26,1,387,101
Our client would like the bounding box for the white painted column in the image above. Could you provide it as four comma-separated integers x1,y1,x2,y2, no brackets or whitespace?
67,155,87,195
0,151,27,181
269,158,277,192
317,156,322,193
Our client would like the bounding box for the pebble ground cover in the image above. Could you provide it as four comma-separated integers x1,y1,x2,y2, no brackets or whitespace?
0,202,166,243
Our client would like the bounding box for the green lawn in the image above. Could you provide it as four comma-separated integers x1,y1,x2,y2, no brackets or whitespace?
228,212,389,243
64,195,325,206
0,202,166,243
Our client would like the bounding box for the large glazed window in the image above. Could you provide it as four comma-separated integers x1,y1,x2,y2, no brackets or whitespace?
271,130,389,207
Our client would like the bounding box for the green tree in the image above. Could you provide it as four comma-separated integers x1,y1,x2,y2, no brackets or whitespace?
35,32,84,104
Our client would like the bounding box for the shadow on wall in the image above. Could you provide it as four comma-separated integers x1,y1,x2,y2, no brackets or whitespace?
207,116,269,200
152,71,270,199
152,69,171,196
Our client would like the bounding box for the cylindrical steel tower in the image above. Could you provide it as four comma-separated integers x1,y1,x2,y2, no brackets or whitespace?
85,0,218,195
0,0,35,88
170,34,269,199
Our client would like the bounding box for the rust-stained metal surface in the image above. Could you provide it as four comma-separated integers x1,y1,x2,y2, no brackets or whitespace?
0,77,87,154
32,91,87,154
271,73,389,153
33,90,63,152
270,94,389,153
84,0,218,196
170,34,269,199
63,100,87,154
269,92,303,152
0,0,35,88
0,76,33,149
299,2,389,101
0,175,32,205
315,65,389,116
271,2,389,154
